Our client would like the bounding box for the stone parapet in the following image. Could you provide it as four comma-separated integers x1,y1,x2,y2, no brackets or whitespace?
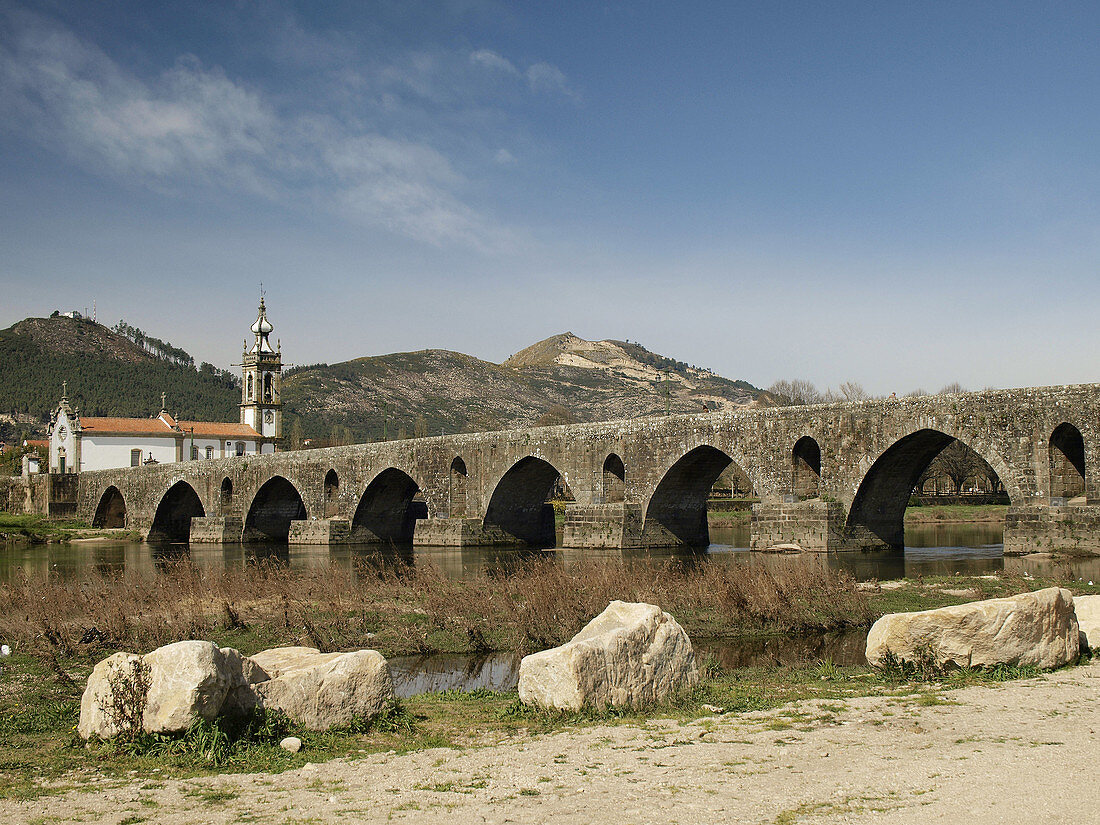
750,499,847,552
1003,505,1100,556
189,516,244,543
561,503,644,549
288,518,351,545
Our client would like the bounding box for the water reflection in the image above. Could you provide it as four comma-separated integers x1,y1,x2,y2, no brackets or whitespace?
5,519,1100,584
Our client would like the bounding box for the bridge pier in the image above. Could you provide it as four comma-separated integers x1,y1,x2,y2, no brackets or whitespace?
412,517,519,546
561,504,644,549
1003,504,1100,555
750,500,848,552
189,516,244,543
288,518,351,545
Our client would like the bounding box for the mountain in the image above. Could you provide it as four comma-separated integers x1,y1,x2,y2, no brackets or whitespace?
0,316,762,445
0,316,240,442
281,332,761,443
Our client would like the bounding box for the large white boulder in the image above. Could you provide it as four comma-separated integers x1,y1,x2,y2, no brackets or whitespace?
866,587,1080,671
77,652,145,740
251,647,395,730
518,600,699,711
1073,594,1100,651
141,641,241,733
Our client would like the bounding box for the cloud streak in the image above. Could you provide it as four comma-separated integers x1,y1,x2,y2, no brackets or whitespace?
0,10,524,253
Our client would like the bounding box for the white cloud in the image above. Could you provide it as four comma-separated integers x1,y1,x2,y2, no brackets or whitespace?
526,62,576,99
494,148,517,166
0,10,522,253
469,49,518,75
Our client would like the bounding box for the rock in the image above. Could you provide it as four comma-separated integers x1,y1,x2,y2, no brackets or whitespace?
78,652,144,740
142,641,238,733
279,736,302,753
518,600,699,711
248,646,322,678
765,543,803,553
218,646,270,718
866,587,1080,671
1073,594,1100,651
251,648,395,730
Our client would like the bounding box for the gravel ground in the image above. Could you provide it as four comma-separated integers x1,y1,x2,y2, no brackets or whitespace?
8,660,1100,824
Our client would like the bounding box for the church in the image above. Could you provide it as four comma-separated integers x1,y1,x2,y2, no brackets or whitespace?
47,299,284,473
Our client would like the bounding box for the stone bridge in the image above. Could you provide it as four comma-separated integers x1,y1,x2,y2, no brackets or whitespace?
74,383,1100,554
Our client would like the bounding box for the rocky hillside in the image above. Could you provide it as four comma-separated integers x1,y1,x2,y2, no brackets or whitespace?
0,316,762,445
281,333,761,443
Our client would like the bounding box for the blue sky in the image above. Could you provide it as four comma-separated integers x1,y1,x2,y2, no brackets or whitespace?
1,1,1098,395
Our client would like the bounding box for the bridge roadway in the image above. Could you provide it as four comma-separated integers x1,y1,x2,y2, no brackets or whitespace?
77,383,1100,554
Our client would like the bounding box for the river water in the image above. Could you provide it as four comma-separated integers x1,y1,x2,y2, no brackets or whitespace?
7,522,1098,695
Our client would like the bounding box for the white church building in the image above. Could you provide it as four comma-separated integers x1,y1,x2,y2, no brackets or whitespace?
48,299,283,473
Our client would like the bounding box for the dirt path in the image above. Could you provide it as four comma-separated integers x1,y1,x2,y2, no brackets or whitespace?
9,661,1100,824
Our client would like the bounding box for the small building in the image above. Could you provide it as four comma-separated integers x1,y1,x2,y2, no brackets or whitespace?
46,299,284,473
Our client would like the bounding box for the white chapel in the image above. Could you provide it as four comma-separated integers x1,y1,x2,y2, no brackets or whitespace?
48,300,283,473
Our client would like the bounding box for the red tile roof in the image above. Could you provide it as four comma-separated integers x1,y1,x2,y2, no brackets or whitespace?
178,421,262,438
78,417,176,436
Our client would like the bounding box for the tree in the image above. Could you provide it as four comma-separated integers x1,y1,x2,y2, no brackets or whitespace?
413,414,428,439
838,381,869,401
931,440,983,494
765,379,822,406
939,382,966,395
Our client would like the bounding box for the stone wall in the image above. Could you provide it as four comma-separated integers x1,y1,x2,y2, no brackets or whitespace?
1004,505,1100,555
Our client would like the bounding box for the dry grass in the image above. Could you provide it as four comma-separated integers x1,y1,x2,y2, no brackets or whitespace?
0,555,873,659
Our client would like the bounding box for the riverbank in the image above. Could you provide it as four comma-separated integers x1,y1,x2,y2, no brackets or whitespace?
4,654,1097,823
0,514,141,544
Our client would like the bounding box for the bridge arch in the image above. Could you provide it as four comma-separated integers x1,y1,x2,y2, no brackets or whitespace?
642,445,748,547
244,475,306,542
351,468,424,543
846,428,1015,550
219,477,233,508
484,456,565,546
1049,422,1086,501
92,485,126,528
792,436,821,499
148,480,205,543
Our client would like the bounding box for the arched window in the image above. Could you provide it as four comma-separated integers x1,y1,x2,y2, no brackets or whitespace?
324,469,339,517
235,441,245,456
130,448,141,467
263,373,273,402
246,373,253,401
603,453,625,503
450,457,468,517
792,436,822,499
1049,423,1086,501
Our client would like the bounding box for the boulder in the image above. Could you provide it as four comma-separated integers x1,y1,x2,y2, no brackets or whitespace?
866,587,1080,671
250,647,395,730
1073,594,1100,651
518,600,699,711
142,641,240,733
219,646,271,718
77,652,144,740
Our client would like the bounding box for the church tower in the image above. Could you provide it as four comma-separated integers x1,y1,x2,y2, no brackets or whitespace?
240,297,282,447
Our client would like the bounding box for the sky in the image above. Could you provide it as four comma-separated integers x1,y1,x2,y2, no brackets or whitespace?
1,0,1098,395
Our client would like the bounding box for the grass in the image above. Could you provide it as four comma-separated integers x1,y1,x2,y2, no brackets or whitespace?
903,504,1008,524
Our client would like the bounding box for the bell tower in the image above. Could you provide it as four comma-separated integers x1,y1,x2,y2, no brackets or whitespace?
240,297,282,448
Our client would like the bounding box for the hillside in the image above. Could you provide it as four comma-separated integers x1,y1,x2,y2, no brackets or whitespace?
0,316,240,442
0,317,762,445
282,333,761,443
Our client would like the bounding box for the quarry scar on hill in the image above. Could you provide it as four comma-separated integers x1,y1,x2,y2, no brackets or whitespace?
57,383,1100,554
